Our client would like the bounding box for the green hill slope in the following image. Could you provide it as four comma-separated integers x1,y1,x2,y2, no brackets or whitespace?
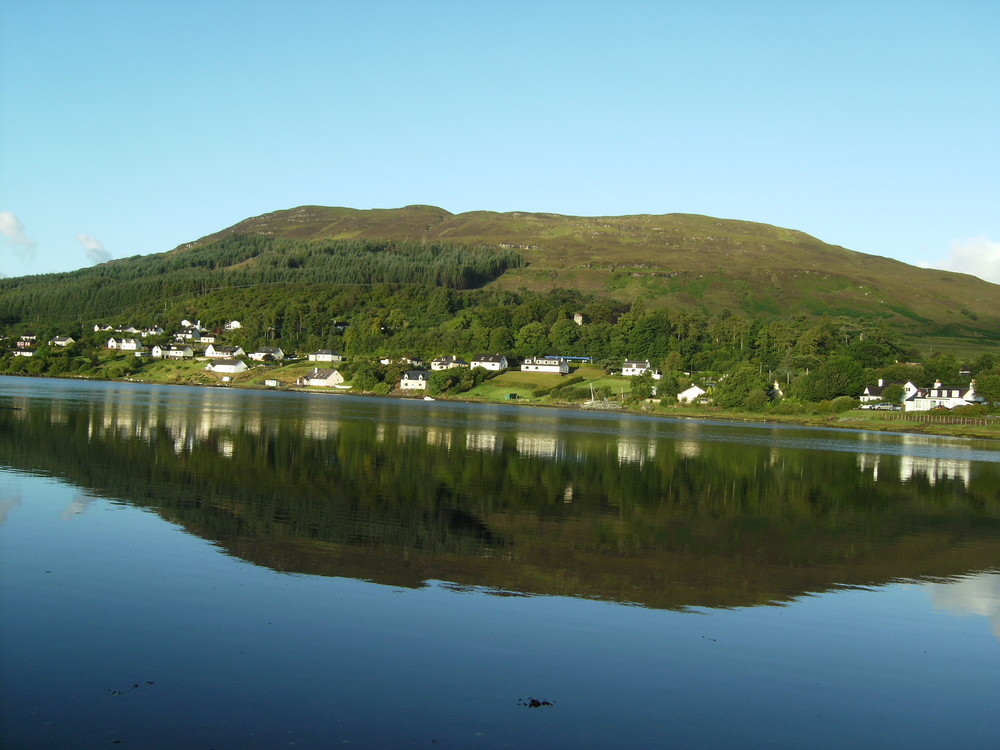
182,205,1000,345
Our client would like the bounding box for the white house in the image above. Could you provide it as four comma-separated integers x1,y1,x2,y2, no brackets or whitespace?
249,347,284,361
904,381,980,412
205,344,245,359
108,337,144,352
141,326,164,337
297,368,345,387
309,350,343,363
431,355,468,371
677,385,708,404
471,354,508,371
13,348,35,357
48,336,75,347
400,370,431,390
860,379,919,404
152,344,193,359
224,320,242,331
622,359,652,377
521,357,569,374
206,358,247,375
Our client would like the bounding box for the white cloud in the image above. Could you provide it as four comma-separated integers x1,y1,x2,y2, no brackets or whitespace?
927,572,1000,640
0,211,37,259
75,233,112,264
922,236,1000,284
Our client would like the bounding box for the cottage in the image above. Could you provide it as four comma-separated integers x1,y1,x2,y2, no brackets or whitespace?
400,370,431,390
430,355,468,371
206,358,247,375
677,385,708,404
622,359,652,377
48,336,75,347
470,354,508,371
141,326,164,337
13,348,35,357
224,320,242,331
860,379,919,404
309,350,343,363
249,347,284,362
173,327,201,341
205,344,245,359
108,337,143,352
17,335,38,348
521,357,569,374
297,368,345,387
152,344,193,359
905,381,980,412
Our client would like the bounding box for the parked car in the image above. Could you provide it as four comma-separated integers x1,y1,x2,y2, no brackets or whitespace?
872,403,897,410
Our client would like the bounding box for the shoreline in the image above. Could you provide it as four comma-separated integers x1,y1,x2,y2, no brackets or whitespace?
4,371,998,442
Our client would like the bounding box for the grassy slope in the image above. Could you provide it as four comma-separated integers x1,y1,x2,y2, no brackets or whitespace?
182,205,1000,350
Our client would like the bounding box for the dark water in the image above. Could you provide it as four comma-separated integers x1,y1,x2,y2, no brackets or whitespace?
1,376,998,749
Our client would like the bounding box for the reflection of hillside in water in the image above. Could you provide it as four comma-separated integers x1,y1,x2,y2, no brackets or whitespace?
3,388,999,610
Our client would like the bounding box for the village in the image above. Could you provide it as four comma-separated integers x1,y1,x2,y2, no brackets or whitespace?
6,315,992,414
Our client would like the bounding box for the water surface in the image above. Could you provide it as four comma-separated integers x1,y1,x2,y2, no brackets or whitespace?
1,377,997,748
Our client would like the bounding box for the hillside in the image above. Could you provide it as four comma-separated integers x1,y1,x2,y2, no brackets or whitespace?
1,205,998,358
184,205,1000,346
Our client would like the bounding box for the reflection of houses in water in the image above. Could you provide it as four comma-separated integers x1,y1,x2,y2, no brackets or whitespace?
465,431,499,453
857,452,971,487
516,433,563,460
856,453,882,481
675,440,701,458
396,424,425,442
302,417,339,441
900,455,971,487
617,437,656,465
217,436,234,458
426,426,452,450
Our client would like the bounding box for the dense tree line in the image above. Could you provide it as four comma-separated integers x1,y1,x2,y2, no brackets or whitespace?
0,235,524,326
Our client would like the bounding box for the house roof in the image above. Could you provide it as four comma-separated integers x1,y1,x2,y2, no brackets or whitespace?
308,368,339,379
472,354,507,362
403,370,430,379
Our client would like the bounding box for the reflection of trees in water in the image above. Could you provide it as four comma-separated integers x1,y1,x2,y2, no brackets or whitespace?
2,397,999,609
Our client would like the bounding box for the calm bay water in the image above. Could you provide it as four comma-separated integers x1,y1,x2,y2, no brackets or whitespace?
1,376,998,749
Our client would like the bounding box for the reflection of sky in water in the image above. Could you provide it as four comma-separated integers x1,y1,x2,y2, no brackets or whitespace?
2,438,999,750
925,572,1000,640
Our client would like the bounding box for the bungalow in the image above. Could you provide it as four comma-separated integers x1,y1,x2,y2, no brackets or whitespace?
108,337,144,352
297,368,345,387
152,344,193,359
905,381,980,412
17,335,37,348
521,356,569,374
471,354,509,371
206,358,247,375
48,336,75,347
141,326,164,337
198,332,217,344
309,350,344,363
622,359,652,377
173,327,201,341
224,320,242,331
13,348,35,357
380,356,423,367
400,370,431,390
677,385,708,404
431,355,468,371
205,344,245,358
249,347,284,362
860,379,919,404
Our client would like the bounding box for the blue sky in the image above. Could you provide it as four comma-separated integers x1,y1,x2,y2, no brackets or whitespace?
2,0,998,281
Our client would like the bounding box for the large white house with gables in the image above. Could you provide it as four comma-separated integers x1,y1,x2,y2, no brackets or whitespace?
521,357,569,374
471,354,508,371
